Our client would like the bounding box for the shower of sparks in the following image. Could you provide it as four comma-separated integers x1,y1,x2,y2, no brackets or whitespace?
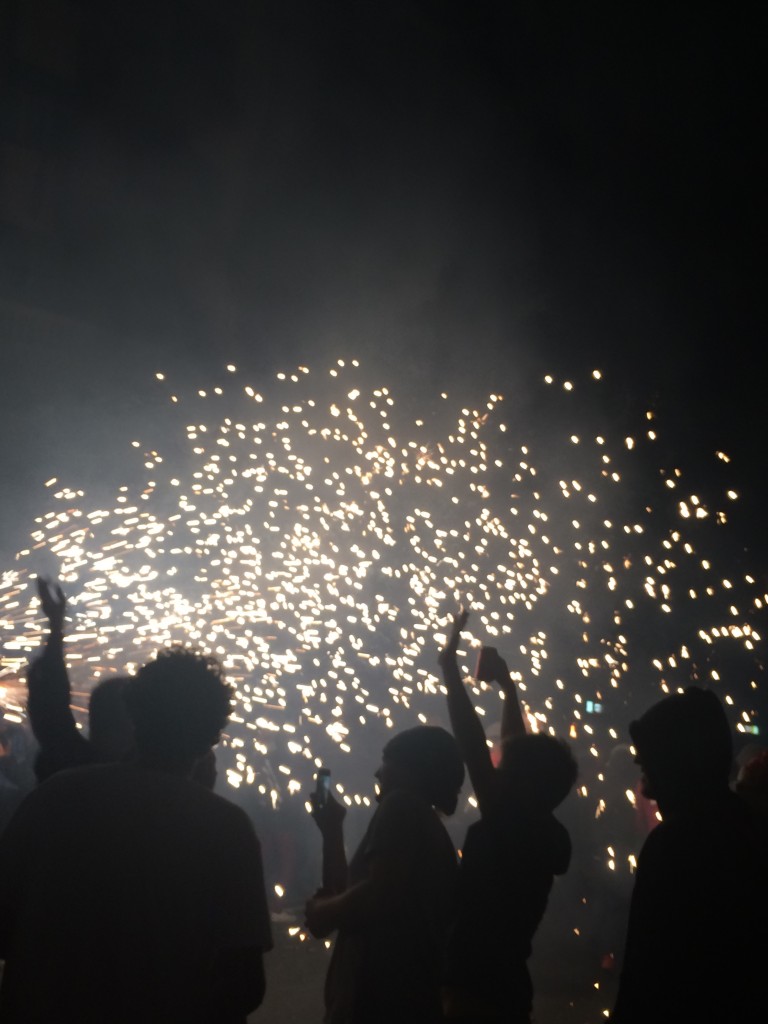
1,360,764,827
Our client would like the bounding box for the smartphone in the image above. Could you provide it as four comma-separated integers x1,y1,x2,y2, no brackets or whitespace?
314,768,331,807
475,645,498,682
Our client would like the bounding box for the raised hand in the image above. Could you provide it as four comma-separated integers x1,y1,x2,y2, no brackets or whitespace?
309,789,346,837
437,605,498,812
475,645,509,684
310,789,349,896
438,606,469,669
36,577,66,634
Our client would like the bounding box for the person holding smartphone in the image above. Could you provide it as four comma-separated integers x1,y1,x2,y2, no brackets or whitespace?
305,725,465,1024
438,608,578,1024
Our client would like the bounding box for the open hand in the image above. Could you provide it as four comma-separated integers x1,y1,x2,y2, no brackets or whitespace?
36,577,66,633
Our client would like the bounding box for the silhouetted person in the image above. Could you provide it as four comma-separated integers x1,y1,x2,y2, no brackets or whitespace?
438,609,578,1024
27,578,134,781
27,578,217,789
304,724,465,1024
611,687,768,1024
0,647,272,1023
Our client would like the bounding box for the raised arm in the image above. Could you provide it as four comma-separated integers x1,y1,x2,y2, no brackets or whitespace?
304,791,357,938
36,576,66,660
27,578,89,781
438,608,497,815
312,790,348,895
476,645,527,744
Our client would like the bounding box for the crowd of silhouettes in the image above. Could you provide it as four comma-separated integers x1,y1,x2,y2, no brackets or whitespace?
0,583,766,1022
0,619,272,1022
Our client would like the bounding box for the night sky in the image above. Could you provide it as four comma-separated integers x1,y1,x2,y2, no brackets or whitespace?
1,2,765,557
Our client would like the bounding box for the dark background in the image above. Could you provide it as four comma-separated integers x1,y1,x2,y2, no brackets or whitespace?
1,1,765,557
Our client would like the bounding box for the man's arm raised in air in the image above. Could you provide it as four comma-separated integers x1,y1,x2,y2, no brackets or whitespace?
438,608,497,815
26,578,89,781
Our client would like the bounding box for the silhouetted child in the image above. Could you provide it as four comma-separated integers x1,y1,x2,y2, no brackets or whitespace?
438,609,578,1024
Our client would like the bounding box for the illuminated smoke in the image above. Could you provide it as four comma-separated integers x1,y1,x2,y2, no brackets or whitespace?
1,360,764,816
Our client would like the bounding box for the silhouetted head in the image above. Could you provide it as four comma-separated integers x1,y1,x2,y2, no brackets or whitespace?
629,687,732,813
377,725,465,815
499,733,578,811
124,648,233,770
88,676,134,763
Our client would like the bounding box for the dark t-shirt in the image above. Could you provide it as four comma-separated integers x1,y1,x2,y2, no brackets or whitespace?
0,762,272,1023
612,789,768,1024
444,802,571,1016
324,788,459,1024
